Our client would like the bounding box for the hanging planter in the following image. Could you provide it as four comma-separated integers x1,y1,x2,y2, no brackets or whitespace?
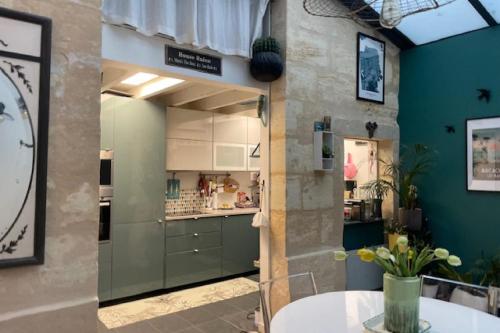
250,37,283,82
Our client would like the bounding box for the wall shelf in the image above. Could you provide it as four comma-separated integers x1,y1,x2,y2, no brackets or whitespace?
313,131,334,171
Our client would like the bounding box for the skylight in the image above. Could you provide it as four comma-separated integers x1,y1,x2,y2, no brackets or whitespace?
395,0,488,45
479,0,500,23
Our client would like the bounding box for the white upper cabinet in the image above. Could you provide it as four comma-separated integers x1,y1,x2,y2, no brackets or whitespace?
247,117,260,145
247,144,260,171
166,108,213,141
166,139,212,171
213,114,247,144
213,143,247,171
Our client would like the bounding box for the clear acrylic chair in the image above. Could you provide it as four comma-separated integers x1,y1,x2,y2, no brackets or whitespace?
420,275,499,314
259,272,318,333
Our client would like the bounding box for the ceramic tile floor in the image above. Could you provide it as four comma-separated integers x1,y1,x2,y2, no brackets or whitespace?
98,291,259,333
99,275,260,333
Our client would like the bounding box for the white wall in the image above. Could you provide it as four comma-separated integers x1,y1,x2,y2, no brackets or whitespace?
102,24,267,94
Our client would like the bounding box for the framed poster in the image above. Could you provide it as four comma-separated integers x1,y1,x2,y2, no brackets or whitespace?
0,7,51,268
356,32,385,104
467,116,500,192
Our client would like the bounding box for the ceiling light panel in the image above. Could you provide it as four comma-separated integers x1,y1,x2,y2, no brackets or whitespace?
121,72,159,86
137,77,185,98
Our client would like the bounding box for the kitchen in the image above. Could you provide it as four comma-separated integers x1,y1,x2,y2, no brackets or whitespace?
98,59,265,306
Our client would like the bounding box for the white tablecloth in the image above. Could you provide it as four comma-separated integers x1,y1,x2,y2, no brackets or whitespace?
271,291,500,333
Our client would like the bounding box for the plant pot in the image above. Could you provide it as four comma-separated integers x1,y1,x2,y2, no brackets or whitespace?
450,287,488,312
250,51,283,82
399,208,422,231
422,283,439,298
384,273,421,333
372,198,383,221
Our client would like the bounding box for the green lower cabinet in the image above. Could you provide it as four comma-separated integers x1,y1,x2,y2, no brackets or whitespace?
165,247,222,288
222,215,259,276
112,222,165,299
98,242,112,302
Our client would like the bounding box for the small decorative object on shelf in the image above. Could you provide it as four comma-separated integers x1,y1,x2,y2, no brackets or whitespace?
250,37,283,82
314,121,324,132
335,236,462,333
323,116,331,131
313,130,333,171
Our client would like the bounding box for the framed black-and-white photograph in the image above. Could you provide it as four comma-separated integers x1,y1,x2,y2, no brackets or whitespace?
356,32,385,104
0,7,51,268
467,116,500,192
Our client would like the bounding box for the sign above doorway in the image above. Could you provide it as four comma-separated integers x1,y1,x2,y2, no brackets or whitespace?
165,46,222,76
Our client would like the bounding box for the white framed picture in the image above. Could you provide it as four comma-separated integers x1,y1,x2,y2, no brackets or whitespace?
357,32,385,104
467,116,500,192
0,7,51,268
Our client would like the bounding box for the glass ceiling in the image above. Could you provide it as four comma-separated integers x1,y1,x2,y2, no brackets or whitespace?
369,0,499,46
480,0,500,22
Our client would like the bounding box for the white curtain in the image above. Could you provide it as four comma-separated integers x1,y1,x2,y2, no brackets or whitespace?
102,0,269,58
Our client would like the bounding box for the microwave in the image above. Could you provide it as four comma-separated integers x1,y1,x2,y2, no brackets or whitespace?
100,150,113,199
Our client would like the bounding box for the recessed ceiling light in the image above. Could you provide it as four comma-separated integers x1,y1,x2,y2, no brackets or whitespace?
121,72,159,86
138,77,185,98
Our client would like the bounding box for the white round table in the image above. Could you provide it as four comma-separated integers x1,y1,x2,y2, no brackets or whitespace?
271,291,500,333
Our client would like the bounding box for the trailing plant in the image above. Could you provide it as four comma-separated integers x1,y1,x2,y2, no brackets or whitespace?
335,235,462,278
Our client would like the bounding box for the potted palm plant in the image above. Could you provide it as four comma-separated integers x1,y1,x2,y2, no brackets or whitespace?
383,144,436,232
335,236,461,333
360,178,391,221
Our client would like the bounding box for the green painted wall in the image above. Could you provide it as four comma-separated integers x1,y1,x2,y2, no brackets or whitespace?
399,27,500,270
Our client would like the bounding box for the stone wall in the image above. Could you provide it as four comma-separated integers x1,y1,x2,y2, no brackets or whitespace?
268,0,400,312
0,1,101,332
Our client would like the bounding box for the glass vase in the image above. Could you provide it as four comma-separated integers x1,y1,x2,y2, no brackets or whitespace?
384,273,421,333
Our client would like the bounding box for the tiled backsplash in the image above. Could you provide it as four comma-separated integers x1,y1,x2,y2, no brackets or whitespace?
165,190,204,215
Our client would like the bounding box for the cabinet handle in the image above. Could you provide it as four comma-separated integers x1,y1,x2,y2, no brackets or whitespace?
193,249,199,254
157,219,164,224
224,215,229,218
193,217,199,220
193,233,199,237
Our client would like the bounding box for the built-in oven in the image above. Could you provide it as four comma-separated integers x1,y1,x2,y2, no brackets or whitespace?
99,200,111,242
100,150,113,199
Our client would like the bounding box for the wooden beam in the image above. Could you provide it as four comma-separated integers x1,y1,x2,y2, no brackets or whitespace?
163,83,229,106
214,102,258,115
185,90,259,111
468,0,498,26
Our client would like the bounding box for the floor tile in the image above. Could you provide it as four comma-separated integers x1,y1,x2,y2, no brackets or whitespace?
147,313,192,332
226,293,260,312
203,300,241,317
196,318,242,333
221,310,257,332
177,306,215,325
177,327,203,333
99,277,258,329
113,321,158,333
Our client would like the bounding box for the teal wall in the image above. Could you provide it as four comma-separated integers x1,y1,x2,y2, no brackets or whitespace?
399,27,500,269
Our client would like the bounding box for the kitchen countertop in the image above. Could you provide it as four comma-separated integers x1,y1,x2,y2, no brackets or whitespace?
165,207,260,221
